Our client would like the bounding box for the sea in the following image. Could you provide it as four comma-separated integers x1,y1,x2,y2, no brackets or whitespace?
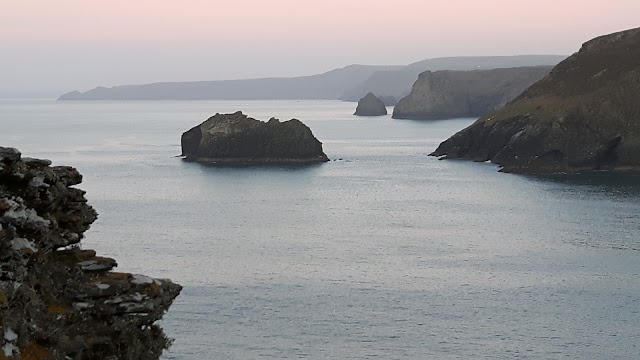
2,99,640,359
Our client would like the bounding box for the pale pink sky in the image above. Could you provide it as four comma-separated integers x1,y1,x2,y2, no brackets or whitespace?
1,0,639,97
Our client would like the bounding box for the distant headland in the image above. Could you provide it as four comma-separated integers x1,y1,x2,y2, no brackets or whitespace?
58,55,566,102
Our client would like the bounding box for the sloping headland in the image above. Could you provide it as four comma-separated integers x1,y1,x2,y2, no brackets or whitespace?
431,27,640,173
58,56,566,101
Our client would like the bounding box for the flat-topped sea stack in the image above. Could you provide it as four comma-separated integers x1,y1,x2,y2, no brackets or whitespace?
181,111,329,164
431,27,640,173
0,147,181,359
392,66,552,120
354,92,388,116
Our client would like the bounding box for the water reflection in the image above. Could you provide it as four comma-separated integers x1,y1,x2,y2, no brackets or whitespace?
528,172,640,200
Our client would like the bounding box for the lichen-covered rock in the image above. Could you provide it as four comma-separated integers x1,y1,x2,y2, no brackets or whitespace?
0,147,181,359
181,111,329,164
354,92,388,116
392,66,552,120
431,27,640,173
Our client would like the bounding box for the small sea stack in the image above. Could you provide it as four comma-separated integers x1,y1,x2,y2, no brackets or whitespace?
181,111,329,164
354,92,388,116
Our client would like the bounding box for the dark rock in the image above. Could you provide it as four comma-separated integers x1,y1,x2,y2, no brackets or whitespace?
431,27,640,173
0,148,181,359
181,111,329,164
354,92,388,116
392,66,552,120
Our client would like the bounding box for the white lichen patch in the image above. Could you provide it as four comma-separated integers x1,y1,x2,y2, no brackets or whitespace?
3,343,18,357
131,274,154,285
4,328,18,342
1,198,50,228
95,283,110,290
105,296,123,305
28,175,49,188
72,302,94,310
10,237,38,253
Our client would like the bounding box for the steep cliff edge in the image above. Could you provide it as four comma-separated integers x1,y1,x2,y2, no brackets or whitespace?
392,66,552,120
0,147,181,359
339,55,566,102
431,27,640,173
181,111,329,164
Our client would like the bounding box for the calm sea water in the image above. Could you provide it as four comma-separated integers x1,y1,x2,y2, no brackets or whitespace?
2,99,640,359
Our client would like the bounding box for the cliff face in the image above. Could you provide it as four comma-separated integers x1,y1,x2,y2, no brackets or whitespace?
339,55,566,102
431,27,640,173
181,111,329,164
354,93,387,116
392,66,552,120
0,147,181,359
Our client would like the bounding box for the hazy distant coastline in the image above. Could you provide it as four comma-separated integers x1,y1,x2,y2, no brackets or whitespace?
58,55,566,101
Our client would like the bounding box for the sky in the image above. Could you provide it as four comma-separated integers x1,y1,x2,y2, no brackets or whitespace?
1,0,639,98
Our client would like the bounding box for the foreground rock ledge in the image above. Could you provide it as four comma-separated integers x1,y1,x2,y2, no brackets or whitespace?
431,27,640,173
181,111,329,164
0,147,181,359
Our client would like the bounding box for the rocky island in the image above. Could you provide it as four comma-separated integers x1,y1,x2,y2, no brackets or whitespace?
354,92,388,116
181,111,329,164
0,147,181,359
431,27,640,173
392,66,552,120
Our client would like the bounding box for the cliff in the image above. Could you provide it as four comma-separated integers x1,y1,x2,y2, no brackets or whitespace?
431,27,640,173
339,55,566,103
354,93,387,116
0,147,181,359
392,66,553,120
181,111,329,164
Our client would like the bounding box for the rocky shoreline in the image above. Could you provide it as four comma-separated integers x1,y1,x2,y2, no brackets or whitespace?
0,147,181,359
431,27,640,173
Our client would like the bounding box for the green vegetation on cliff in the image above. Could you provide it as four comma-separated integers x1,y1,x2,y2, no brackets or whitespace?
431,27,640,173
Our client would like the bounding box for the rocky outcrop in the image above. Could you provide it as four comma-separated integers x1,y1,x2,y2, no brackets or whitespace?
181,111,329,164
354,93,387,116
431,27,640,173
392,66,552,120
0,147,181,359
